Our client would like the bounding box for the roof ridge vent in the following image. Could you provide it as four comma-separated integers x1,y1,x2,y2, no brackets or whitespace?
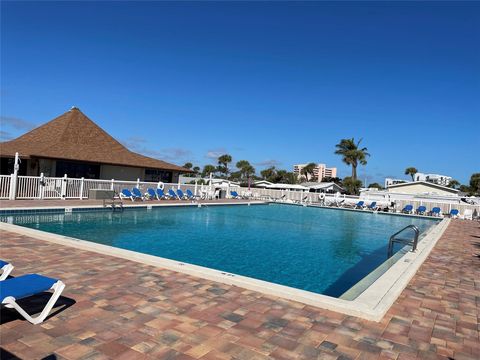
70,106,79,111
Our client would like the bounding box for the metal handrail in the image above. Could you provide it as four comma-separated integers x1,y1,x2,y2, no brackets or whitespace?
387,225,420,258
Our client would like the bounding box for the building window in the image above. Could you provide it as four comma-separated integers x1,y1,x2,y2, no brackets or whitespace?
145,169,172,182
56,160,100,179
0,157,27,175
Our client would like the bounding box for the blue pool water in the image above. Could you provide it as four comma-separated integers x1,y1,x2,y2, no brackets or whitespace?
2,204,439,297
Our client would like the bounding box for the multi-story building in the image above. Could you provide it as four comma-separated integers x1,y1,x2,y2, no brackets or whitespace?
293,163,337,182
414,173,452,186
384,178,409,188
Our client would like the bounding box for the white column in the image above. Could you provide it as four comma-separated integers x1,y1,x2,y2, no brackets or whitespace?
39,173,45,199
194,179,198,196
9,152,20,200
61,174,68,200
209,173,213,197
136,178,140,189
9,174,15,200
79,177,84,200
111,179,115,191
177,176,181,190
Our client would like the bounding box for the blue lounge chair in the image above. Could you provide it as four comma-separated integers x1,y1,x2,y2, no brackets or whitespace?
0,260,14,281
402,205,413,214
450,209,459,218
431,207,441,217
416,206,427,215
186,189,196,200
1,274,65,324
177,189,187,200
230,191,240,199
156,188,168,199
120,189,135,201
354,201,365,209
146,188,157,200
168,189,178,199
132,188,144,201
367,202,377,211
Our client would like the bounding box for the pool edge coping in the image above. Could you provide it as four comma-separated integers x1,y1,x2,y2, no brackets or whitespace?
0,210,449,322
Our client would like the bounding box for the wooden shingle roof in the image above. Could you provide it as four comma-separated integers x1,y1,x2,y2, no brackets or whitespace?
0,108,191,172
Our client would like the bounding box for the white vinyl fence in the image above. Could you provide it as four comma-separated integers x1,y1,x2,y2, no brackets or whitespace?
0,174,205,202
1,174,479,218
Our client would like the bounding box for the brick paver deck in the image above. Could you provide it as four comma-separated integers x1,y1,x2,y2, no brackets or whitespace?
0,220,479,360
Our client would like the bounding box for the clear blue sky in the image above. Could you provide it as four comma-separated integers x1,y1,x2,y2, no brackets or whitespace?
1,1,479,184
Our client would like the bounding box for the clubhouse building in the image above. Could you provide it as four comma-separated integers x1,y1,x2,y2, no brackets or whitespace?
0,107,191,182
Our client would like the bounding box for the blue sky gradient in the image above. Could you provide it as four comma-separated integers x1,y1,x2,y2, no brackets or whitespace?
1,1,479,184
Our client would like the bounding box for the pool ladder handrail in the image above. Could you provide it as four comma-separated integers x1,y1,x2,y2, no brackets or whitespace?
387,225,420,258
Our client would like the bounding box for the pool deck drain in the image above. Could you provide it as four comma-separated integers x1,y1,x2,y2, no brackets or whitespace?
1,220,479,359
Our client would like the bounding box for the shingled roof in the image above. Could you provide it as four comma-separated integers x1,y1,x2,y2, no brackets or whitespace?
0,108,191,172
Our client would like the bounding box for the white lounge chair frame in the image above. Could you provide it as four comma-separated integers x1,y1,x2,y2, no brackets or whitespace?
119,192,134,202
0,263,14,281
2,280,65,325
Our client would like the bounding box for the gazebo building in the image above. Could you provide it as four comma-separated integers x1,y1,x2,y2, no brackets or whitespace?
0,107,190,182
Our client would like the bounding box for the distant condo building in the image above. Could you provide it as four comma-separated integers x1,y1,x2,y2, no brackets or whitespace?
384,178,408,188
385,173,452,189
293,163,337,182
414,173,452,186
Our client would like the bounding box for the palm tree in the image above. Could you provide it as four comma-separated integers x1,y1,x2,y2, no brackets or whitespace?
404,167,418,181
334,138,370,181
343,176,363,195
260,166,277,181
217,154,232,178
236,160,255,181
301,163,317,181
448,179,460,189
201,164,216,177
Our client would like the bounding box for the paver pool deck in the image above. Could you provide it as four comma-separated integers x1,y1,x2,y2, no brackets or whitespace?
0,216,479,359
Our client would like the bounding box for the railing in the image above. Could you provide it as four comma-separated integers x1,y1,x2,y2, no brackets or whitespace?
0,175,11,199
387,225,420,258
0,174,479,219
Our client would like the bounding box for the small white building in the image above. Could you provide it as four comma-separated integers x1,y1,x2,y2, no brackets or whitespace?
253,181,309,191
301,182,344,193
253,180,274,187
207,178,240,188
386,181,458,197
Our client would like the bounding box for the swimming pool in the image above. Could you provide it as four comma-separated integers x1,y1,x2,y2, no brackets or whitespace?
1,204,440,298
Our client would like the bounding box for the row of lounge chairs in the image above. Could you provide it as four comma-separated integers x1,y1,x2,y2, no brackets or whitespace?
119,188,198,202
401,205,460,218
120,188,242,202
0,260,64,325
352,201,379,211
319,199,465,218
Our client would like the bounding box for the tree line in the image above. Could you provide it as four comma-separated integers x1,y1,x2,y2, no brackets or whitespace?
182,137,371,194
181,139,478,196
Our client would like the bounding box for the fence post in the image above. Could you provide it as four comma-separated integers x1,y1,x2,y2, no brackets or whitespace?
137,178,140,189
9,174,15,200
9,152,20,200
61,174,68,200
39,173,45,199
111,179,114,191
194,179,198,196
79,177,84,200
